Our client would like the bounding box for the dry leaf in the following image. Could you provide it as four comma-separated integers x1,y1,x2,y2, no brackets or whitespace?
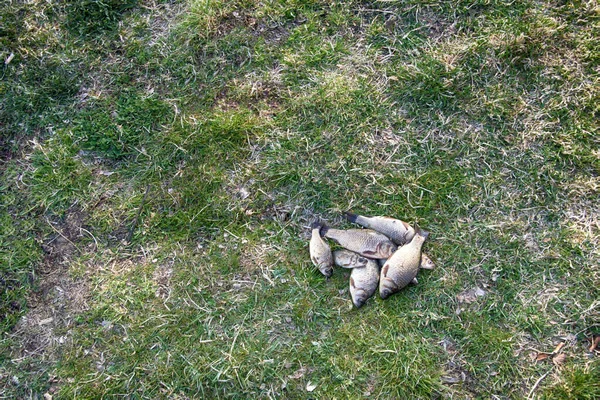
306,381,317,392
552,353,566,366
589,336,600,352
535,353,550,362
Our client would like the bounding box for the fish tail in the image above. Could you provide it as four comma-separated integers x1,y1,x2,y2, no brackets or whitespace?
311,219,330,236
413,223,430,239
310,219,323,230
343,211,359,223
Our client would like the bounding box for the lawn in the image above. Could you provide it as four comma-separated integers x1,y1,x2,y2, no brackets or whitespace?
1,0,598,398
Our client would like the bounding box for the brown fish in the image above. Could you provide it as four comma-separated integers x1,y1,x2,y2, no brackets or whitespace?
321,226,397,259
333,249,369,269
344,212,416,245
379,226,429,299
309,221,333,278
377,253,436,270
350,259,380,308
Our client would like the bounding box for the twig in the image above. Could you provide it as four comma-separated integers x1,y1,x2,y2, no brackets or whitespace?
126,184,150,244
527,367,553,400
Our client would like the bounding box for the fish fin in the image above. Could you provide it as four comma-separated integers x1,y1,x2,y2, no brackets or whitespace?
381,264,389,277
413,222,430,240
310,219,323,230
344,211,359,223
411,277,418,285
319,224,329,237
350,277,356,288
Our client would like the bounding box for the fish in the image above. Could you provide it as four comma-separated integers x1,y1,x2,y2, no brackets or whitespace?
344,212,416,245
350,259,380,308
420,253,436,270
377,253,436,270
309,220,333,278
333,249,369,269
379,226,429,299
321,226,397,259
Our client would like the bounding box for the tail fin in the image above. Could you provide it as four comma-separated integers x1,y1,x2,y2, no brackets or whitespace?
413,222,429,240
344,211,358,223
311,220,329,237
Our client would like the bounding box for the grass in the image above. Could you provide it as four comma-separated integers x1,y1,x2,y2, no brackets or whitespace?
1,0,598,398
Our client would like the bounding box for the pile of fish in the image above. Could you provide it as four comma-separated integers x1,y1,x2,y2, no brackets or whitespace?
309,212,434,308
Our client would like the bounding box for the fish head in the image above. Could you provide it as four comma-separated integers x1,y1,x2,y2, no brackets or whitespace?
420,254,436,270
356,256,368,268
381,242,398,258
352,296,366,308
379,277,398,299
351,288,368,308
320,265,333,278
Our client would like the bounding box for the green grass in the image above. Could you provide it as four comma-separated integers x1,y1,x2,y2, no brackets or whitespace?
1,0,598,398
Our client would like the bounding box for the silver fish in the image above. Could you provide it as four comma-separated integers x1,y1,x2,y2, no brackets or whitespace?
344,212,416,245
321,226,397,259
377,252,436,270
309,221,333,277
379,226,429,299
333,249,369,269
350,259,380,308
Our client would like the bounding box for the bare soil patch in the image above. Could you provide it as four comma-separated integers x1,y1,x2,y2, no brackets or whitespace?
6,206,90,393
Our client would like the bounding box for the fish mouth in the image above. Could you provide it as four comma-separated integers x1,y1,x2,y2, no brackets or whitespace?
380,289,391,299
353,299,365,308
322,268,333,278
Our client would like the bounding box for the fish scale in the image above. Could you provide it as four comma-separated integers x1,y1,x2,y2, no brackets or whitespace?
379,227,429,299
309,221,333,277
333,249,369,269
321,227,397,259
377,253,436,270
344,212,416,245
350,259,380,308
